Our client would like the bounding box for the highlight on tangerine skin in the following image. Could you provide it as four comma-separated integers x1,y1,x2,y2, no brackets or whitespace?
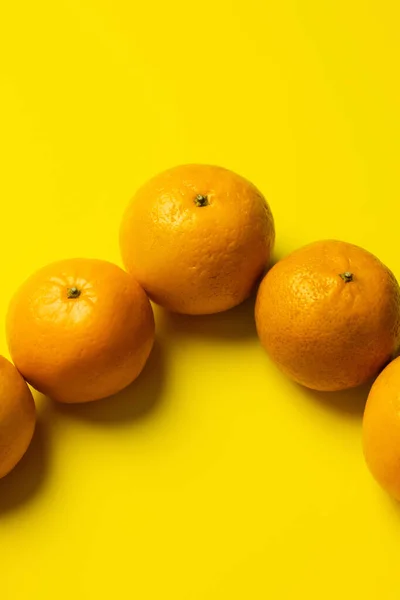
120,164,275,315
6,258,155,404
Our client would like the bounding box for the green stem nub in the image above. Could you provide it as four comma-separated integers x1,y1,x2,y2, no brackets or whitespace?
194,194,209,207
339,272,353,283
67,287,81,299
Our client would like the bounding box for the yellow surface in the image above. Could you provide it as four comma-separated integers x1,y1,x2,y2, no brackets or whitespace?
1,0,400,598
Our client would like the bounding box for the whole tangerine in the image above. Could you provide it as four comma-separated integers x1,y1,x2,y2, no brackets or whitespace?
255,240,400,391
120,164,275,315
7,259,155,403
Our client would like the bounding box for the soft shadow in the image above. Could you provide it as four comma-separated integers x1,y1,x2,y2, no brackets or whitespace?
158,252,284,342
387,495,400,516
0,416,49,515
160,293,258,341
51,340,165,424
300,379,373,419
270,249,283,269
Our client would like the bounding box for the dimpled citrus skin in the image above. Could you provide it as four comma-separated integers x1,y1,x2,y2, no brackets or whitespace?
255,240,400,391
0,356,36,479
120,164,275,315
6,259,155,404
363,357,400,500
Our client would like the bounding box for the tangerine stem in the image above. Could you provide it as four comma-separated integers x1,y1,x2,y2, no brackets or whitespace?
67,287,81,299
194,194,209,207
339,272,353,283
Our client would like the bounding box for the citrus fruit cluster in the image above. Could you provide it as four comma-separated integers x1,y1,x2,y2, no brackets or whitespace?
0,164,399,502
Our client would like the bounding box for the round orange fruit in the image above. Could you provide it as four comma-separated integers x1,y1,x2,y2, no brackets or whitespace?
0,356,36,479
255,240,400,391
363,357,400,500
7,259,155,403
120,164,275,315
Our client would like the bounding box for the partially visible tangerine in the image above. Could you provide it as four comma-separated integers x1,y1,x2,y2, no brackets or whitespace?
363,357,400,501
0,355,36,479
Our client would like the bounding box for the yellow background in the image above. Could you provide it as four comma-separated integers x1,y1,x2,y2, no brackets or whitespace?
1,0,400,598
